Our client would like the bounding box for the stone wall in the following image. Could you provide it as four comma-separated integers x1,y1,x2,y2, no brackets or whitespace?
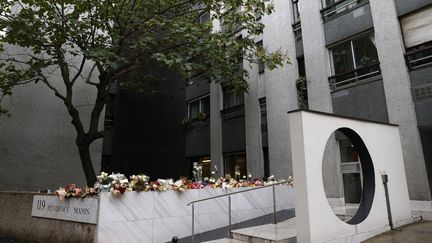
0,192,96,243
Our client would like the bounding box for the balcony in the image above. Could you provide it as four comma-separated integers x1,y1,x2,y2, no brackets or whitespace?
292,22,302,42
329,63,381,91
321,0,369,22
405,44,432,70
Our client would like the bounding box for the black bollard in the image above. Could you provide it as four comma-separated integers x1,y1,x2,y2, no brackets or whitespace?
172,236,178,243
382,174,394,230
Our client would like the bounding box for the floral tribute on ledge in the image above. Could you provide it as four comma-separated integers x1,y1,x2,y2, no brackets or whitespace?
55,166,293,200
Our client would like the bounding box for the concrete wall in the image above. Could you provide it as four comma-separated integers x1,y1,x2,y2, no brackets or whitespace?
261,0,299,178
289,110,413,243
0,192,96,243
324,3,374,45
370,0,431,200
0,45,102,191
244,53,265,178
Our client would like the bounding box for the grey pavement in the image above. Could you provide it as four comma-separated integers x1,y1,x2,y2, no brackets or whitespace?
364,221,432,243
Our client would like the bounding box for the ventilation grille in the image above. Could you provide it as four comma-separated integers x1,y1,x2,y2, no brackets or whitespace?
413,84,432,101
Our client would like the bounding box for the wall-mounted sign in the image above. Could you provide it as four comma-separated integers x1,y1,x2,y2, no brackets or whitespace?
31,195,98,224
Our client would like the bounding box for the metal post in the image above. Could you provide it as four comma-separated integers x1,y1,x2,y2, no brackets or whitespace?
191,204,195,243
382,174,394,230
272,184,277,224
228,195,232,238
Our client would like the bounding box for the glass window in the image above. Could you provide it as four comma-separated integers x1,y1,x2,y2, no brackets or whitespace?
188,156,211,179
223,90,244,109
189,100,200,118
332,41,354,74
339,139,359,163
292,0,300,23
257,41,265,73
352,34,378,68
329,32,380,89
201,96,210,115
331,32,379,75
224,152,247,179
199,11,210,24
187,95,210,119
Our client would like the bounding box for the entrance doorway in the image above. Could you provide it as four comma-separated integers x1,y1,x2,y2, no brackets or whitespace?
339,138,362,204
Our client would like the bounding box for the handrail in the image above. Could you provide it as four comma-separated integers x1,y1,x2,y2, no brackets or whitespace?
321,0,368,20
187,180,290,206
328,62,380,80
187,180,291,243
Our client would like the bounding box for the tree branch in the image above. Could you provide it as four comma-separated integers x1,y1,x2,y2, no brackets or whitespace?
71,56,87,85
41,78,66,100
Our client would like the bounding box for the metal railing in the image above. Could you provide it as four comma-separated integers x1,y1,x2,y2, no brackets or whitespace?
329,63,381,91
405,45,432,70
187,181,290,243
321,0,368,21
292,22,302,42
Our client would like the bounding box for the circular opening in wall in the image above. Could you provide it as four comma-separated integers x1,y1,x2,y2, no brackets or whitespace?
322,128,375,225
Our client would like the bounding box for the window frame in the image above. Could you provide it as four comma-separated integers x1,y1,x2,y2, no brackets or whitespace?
187,94,211,119
328,31,381,91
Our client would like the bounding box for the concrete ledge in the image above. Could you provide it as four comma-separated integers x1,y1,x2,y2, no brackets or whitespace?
411,200,432,221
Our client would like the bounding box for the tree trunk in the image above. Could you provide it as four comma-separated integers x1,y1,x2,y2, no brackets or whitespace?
78,145,97,187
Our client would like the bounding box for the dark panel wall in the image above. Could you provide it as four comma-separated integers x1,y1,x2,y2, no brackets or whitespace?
394,0,432,16
324,4,373,45
185,121,211,157
109,77,187,179
410,66,432,127
414,99,432,127
222,116,246,153
409,66,432,87
332,79,389,122
419,129,432,196
295,38,304,58
186,76,210,101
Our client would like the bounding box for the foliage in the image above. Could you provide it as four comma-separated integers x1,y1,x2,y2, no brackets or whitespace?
0,0,289,185
295,76,308,109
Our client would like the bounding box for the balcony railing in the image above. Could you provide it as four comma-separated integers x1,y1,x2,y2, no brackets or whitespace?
186,73,208,86
321,0,368,22
405,45,432,70
292,22,302,42
329,63,381,91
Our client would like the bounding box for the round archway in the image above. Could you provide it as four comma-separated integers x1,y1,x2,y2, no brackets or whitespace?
322,127,375,225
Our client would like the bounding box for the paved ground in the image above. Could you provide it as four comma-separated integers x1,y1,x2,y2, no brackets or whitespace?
364,221,432,243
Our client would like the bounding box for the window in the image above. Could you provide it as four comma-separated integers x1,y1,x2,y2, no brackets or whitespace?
329,32,380,90
187,95,210,119
257,41,265,73
292,0,300,24
292,0,302,41
401,6,432,69
223,89,244,109
188,156,211,179
220,7,242,34
224,152,247,179
321,0,367,21
198,11,210,24
259,97,267,132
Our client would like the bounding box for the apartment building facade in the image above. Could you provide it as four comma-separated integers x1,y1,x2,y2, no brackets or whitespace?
183,0,432,204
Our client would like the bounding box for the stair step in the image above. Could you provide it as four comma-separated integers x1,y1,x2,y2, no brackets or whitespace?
231,218,297,243
203,238,247,243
